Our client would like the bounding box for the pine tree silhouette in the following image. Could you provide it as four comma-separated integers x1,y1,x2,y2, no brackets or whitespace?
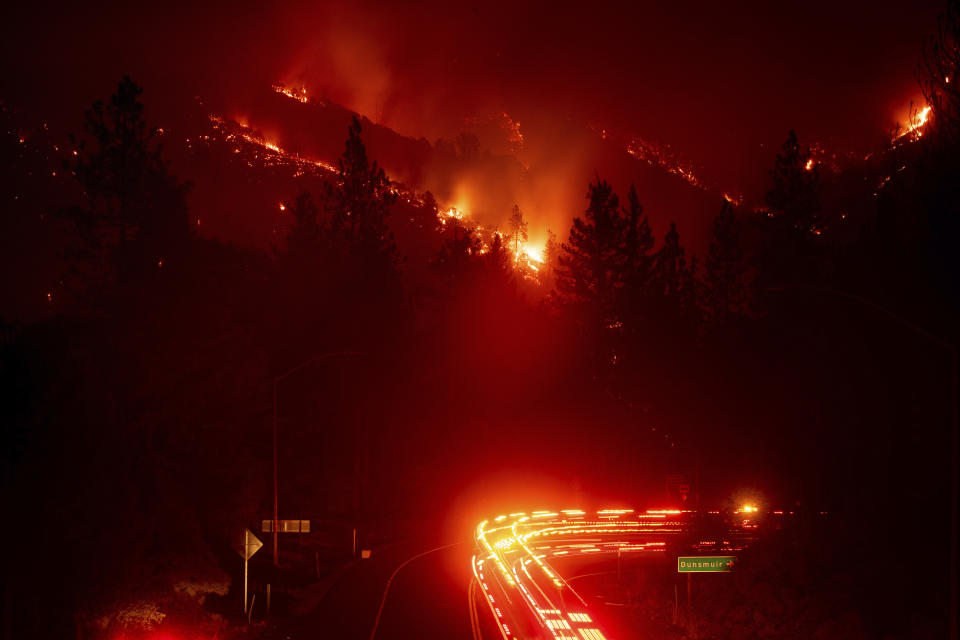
705,200,746,324
555,179,629,329
620,184,656,328
285,191,323,257
69,76,190,280
483,232,515,290
758,130,821,286
323,116,397,264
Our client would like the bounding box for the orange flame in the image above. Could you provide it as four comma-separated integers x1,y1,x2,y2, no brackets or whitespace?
209,87,553,282
896,105,933,141
272,83,311,104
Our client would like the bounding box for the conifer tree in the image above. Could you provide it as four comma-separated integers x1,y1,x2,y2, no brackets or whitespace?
542,230,559,292
418,191,443,235
758,130,821,285
766,130,821,233
432,226,482,284
620,184,656,321
652,221,699,328
555,179,629,328
921,0,960,146
705,201,746,323
285,191,323,257
508,204,529,260
483,232,515,290
323,116,397,263
70,76,190,278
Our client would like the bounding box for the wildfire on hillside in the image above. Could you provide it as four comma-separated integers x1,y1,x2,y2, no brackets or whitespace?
205,83,935,269
438,206,546,277
272,83,315,105
595,126,707,191
203,101,548,279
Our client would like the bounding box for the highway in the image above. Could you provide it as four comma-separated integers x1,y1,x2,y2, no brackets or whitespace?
471,508,760,640
275,507,764,639
279,539,478,639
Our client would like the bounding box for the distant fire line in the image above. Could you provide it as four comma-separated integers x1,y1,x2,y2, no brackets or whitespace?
205,108,547,279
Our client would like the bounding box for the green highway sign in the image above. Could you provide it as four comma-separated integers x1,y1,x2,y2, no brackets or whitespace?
678,556,736,572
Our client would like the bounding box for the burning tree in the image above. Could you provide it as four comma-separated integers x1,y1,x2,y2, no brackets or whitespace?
540,230,560,292
921,0,960,147
508,204,529,262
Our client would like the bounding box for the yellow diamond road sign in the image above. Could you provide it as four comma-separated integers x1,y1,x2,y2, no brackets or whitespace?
237,528,263,560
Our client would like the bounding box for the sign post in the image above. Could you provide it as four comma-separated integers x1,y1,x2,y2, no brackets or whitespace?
235,529,263,614
677,556,733,639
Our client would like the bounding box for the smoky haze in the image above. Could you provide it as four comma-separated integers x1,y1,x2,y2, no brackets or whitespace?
1,0,943,245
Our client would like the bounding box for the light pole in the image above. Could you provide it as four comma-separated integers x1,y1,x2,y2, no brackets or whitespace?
272,350,362,566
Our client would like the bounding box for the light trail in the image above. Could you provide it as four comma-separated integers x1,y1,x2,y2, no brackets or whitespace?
472,507,773,639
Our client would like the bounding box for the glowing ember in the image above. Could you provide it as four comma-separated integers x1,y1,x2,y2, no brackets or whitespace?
272,83,312,104
206,114,338,174
503,113,524,152
612,129,707,190
723,193,743,205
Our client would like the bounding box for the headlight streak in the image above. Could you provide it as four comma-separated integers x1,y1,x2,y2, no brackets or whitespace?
516,554,563,628
474,507,770,637
473,508,697,639
472,555,511,640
